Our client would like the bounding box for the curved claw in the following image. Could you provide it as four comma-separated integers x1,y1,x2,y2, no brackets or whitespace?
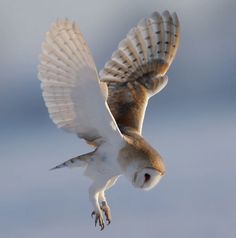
100,201,111,225
91,211,105,231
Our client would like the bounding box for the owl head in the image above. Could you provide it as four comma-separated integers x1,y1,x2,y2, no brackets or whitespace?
119,133,165,191
123,155,165,191
132,167,163,190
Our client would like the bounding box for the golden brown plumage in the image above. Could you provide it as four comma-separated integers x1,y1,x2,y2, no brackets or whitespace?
118,128,165,175
101,11,180,134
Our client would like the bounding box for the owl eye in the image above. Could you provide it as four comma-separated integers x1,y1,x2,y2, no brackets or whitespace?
144,173,151,183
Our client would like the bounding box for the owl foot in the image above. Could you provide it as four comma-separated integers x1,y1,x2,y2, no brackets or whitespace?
91,211,105,230
100,201,111,225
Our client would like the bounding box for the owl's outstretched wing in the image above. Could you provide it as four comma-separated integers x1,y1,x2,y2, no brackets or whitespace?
38,19,122,146
99,11,180,134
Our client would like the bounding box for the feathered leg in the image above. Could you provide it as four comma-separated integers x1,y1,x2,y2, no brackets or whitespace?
98,176,119,225
89,180,109,230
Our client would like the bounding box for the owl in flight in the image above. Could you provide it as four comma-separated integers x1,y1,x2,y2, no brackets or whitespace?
38,10,180,230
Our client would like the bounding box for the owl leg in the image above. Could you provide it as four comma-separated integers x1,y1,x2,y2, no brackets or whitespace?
98,176,118,225
89,180,108,230
98,191,111,225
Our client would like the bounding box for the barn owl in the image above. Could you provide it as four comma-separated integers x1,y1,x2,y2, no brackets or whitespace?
38,10,180,230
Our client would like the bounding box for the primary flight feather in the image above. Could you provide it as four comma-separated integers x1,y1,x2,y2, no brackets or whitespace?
38,10,180,230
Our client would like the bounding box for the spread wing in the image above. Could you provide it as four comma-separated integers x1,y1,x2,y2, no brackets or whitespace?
38,19,122,146
99,11,180,134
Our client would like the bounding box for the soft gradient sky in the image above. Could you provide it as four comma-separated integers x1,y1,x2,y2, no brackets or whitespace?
0,0,235,237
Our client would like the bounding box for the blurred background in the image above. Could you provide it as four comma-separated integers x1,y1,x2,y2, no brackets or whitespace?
0,0,235,237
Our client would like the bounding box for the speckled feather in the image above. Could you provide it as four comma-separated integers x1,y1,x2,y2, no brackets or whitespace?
100,11,180,134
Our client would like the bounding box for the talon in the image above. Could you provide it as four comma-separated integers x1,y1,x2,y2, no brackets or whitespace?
91,211,96,218
100,201,112,225
100,223,105,231
91,211,105,230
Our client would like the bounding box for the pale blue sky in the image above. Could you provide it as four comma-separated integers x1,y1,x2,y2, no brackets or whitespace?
0,0,235,237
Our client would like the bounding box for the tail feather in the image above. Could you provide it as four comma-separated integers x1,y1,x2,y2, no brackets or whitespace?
50,151,94,170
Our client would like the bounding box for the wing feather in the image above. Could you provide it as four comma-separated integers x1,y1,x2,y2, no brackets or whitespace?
99,11,180,134
38,19,122,145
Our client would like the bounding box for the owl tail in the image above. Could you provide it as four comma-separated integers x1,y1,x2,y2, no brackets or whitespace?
50,151,94,170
